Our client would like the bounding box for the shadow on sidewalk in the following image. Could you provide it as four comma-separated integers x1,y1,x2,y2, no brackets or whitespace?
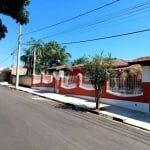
102,105,150,123
31,89,54,94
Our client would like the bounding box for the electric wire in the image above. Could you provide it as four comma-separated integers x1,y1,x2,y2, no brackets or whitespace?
22,0,120,36
60,28,150,45
0,49,17,66
0,54,12,65
22,0,150,43
35,8,150,41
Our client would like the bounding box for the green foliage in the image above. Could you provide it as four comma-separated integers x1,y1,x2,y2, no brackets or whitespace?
21,38,44,75
72,55,88,65
21,39,71,75
41,41,71,68
85,52,113,109
0,19,7,39
0,0,30,39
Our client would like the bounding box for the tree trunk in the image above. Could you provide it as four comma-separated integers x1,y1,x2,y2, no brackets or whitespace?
95,89,101,110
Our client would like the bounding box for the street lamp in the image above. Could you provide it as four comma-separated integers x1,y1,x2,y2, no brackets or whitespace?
15,24,22,89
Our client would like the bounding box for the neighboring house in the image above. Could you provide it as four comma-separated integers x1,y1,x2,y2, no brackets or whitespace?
11,66,27,76
0,67,11,82
10,66,31,87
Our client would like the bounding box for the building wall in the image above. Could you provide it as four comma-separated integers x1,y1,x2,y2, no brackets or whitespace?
31,74,55,92
31,67,150,113
69,68,86,76
11,75,31,87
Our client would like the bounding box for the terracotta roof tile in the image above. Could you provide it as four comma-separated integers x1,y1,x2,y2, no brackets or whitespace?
46,65,72,71
129,56,150,66
112,59,128,68
72,64,84,69
132,56,150,62
72,59,129,69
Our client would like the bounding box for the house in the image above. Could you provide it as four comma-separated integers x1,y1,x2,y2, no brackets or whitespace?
45,65,72,77
0,67,11,82
31,56,150,113
57,58,150,113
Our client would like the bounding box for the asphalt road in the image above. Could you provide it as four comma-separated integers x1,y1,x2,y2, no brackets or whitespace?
0,85,150,150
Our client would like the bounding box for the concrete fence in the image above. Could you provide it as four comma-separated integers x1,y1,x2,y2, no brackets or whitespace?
11,73,150,112
11,75,31,87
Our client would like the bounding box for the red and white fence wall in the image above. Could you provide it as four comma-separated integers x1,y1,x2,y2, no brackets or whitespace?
31,74,56,92
31,67,150,113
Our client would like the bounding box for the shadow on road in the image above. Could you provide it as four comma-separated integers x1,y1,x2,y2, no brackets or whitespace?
54,102,88,112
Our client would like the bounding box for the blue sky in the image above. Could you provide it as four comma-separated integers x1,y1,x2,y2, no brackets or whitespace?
0,0,150,68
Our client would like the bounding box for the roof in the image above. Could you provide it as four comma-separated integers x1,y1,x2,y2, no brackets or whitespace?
46,65,73,71
72,59,129,69
72,64,84,69
129,56,150,66
112,59,128,68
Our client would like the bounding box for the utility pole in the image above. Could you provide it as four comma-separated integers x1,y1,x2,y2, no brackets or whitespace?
16,24,22,89
33,47,36,75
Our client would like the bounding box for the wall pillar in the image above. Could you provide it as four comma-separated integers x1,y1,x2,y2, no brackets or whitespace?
142,66,150,103
77,73,82,87
31,74,34,87
54,77,60,93
142,66,150,82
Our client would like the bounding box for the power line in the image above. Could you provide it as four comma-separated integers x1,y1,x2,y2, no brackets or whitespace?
0,54,12,65
60,28,150,45
0,48,17,66
22,0,120,36
23,0,150,42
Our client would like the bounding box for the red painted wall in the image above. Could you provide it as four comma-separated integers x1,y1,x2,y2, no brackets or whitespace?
31,75,55,89
31,74,150,104
69,68,86,76
102,83,148,103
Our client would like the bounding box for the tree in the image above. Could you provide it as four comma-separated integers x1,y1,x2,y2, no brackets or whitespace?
21,38,44,75
21,40,71,74
0,19,7,39
72,55,89,65
0,0,30,39
85,52,113,110
41,41,71,68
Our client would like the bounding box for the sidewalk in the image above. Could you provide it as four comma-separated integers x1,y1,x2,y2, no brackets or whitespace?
0,82,150,132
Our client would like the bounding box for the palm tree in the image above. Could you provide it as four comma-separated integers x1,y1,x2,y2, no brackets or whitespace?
41,41,71,68
21,38,44,75
21,40,71,75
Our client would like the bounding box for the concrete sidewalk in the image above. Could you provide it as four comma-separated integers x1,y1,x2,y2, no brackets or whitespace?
0,82,150,132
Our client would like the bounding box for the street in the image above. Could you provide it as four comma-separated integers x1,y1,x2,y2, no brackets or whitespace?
0,85,150,150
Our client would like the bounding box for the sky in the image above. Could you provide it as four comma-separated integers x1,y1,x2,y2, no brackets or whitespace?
0,0,150,68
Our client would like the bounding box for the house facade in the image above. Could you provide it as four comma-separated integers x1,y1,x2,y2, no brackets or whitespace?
31,57,150,113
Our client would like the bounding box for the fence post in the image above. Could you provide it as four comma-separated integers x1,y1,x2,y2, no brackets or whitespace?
31,74,34,88
54,77,60,93
142,66,150,102
41,74,44,87
77,73,82,87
